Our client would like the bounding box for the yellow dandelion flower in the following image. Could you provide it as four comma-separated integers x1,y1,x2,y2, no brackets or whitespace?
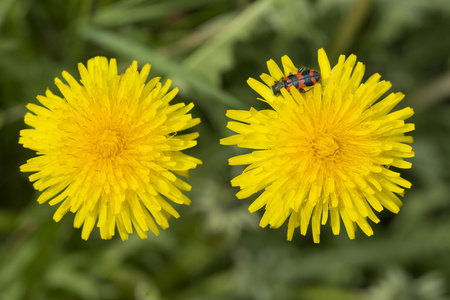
221,49,414,243
19,57,202,240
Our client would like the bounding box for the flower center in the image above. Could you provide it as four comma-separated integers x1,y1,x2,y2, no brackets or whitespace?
95,129,125,159
312,133,339,160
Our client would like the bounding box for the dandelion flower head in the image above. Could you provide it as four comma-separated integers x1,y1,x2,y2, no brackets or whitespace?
20,57,201,240
221,49,414,243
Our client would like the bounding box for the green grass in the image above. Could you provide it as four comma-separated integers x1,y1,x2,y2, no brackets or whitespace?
1,0,450,299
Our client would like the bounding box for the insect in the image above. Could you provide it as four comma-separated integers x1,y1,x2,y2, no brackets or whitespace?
271,67,321,95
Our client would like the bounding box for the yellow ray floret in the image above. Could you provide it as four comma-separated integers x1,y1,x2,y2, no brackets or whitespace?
221,48,414,243
20,57,202,240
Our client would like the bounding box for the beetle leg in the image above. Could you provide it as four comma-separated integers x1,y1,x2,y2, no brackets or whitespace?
300,86,314,93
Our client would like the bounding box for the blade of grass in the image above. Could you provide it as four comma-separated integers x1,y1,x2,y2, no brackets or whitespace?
0,0,15,31
328,0,373,62
159,13,235,57
82,27,245,109
183,0,273,85
92,0,223,27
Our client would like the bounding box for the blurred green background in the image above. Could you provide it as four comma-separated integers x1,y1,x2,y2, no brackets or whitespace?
1,0,450,299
